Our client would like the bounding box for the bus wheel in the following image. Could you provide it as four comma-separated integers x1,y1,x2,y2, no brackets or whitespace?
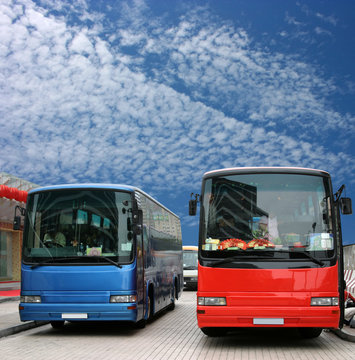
201,327,227,337
147,291,154,323
50,321,65,329
135,318,146,329
168,284,176,311
299,328,323,338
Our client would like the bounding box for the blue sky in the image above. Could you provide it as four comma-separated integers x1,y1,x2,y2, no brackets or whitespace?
0,0,354,245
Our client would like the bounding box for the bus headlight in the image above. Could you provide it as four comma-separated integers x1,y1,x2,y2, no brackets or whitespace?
311,297,339,306
20,296,41,303
198,297,226,306
110,295,137,303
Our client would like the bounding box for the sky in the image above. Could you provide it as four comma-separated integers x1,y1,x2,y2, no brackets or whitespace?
0,0,354,245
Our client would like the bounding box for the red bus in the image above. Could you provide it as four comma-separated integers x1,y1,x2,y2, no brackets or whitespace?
189,167,352,338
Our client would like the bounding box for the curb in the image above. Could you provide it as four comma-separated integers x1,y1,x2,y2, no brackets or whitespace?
0,321,49,338
0,297,49,338
331,328,355,342
0,296,20,303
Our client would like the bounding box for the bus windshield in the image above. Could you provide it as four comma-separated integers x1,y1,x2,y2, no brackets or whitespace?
23,189,134,264
201,173,335,260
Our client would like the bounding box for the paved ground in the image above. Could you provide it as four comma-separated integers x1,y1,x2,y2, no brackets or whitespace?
1,291,355,360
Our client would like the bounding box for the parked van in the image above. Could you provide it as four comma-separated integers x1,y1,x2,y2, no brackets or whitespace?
183,245,198,290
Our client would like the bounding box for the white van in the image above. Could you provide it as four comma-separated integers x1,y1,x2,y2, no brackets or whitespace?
183,246,198,290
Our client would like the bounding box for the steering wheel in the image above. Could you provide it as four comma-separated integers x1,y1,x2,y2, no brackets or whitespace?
44,240,64,248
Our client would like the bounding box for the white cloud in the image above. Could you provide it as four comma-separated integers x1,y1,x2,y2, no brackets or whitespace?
314,26,332,37
0,0,354,202
69,32,94,55
129,11,353,137
285,12,304,26
315,12,337,26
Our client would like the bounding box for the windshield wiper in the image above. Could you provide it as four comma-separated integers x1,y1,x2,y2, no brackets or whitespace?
184,266,197,270
276,250,325,267
30,256,122,269
210,249,325,267
89,256,122,268
30,257,83,269
210,252,274,267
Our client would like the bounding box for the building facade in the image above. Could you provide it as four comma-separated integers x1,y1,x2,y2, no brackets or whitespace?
0,172,38,281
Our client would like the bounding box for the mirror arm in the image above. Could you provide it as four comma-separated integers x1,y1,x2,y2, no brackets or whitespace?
15,205,26,216
334,184,345,203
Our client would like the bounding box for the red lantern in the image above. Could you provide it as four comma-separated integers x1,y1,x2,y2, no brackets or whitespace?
0,185,26,201
19,190,28,203
14,188,21,202
4,185,11,199
18,190,24,202
9,187,18,200
18,189,24,202
0,185,6,198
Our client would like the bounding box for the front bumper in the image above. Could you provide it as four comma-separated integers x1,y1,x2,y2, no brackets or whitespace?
19,303,138,322
184,278,198,289
197,305,340,328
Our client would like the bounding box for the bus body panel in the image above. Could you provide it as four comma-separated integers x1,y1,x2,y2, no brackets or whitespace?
20,263,138,322
198,264,338,294
21,264,136,293
197,263,340,328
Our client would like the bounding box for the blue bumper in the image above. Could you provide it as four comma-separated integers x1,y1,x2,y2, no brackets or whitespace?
19,303,138,322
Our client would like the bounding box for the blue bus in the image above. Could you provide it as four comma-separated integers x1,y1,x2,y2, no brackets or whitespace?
18,184,183,329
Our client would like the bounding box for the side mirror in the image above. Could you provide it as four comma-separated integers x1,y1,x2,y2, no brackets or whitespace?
133,224,142,236
127,218,132,231
340,197,352,215
13,216,21,230
132,209,143,235
132,209,143,224
189,193,200,216
189,199,197,216
13,205,26,230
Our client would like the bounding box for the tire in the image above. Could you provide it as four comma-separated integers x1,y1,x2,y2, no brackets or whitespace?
135,318,146,329
50,321,65,329
168,283,177,311
299,328,323,339
201,327,227,337
147,291,154,323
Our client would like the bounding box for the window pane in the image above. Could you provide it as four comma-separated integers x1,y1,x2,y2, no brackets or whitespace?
23,189,134,264
201,173,334,259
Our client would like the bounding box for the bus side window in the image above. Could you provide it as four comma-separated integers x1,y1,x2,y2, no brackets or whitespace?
143,226,150,267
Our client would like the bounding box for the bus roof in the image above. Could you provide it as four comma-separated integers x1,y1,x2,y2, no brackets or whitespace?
183,245,198,251
28,184,179,218
203,167,330,179
29,183,138,194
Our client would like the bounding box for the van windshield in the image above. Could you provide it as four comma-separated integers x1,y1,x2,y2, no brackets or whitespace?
183,250,198,270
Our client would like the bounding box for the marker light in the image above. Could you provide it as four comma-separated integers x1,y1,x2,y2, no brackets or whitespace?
311,297,339,306
198,297,226,306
